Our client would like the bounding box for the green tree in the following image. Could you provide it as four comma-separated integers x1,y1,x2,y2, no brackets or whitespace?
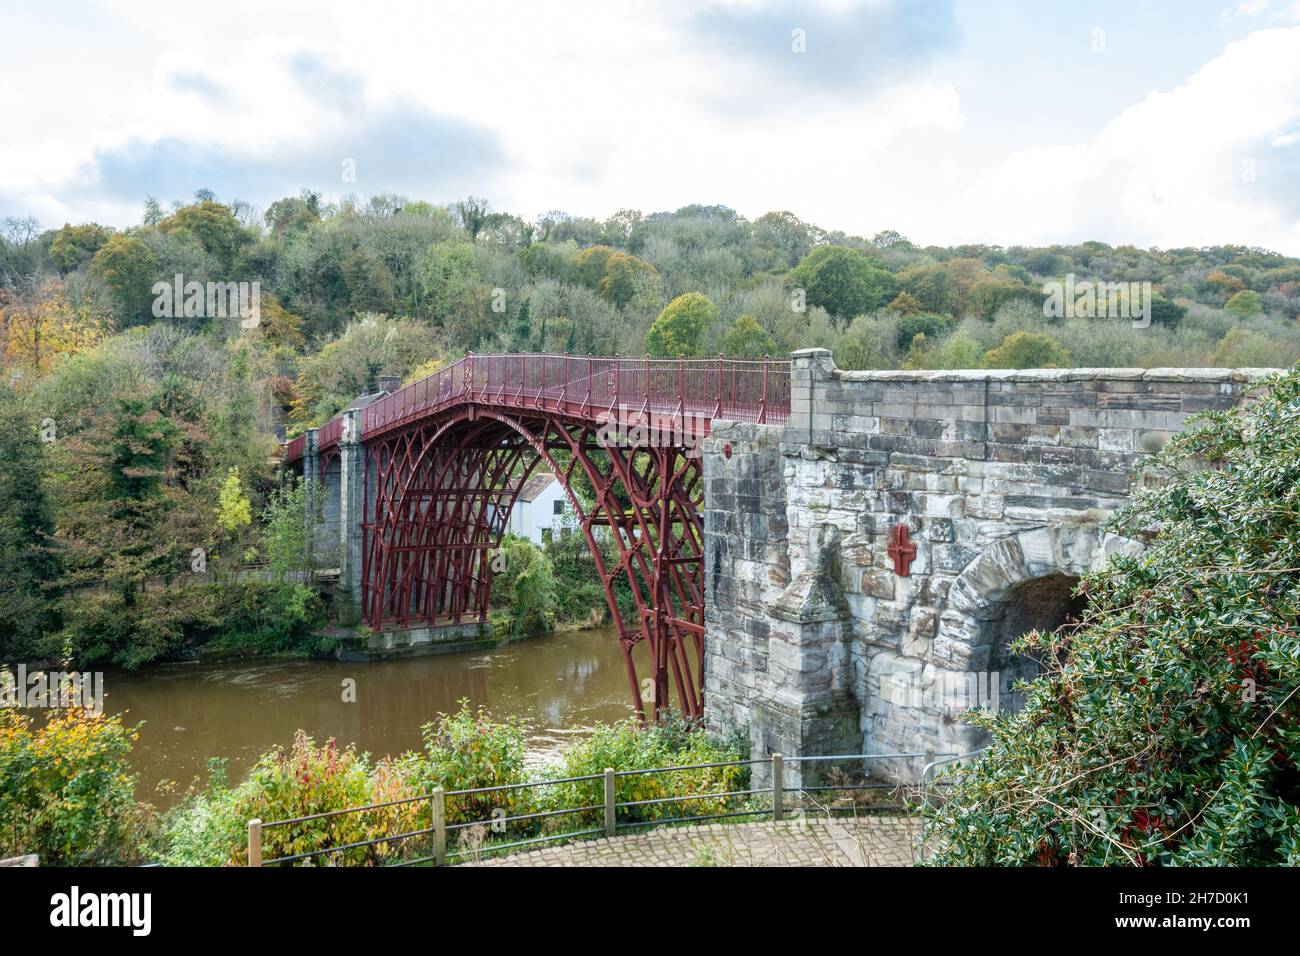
216,467,252,534
926,368,1300,865
158,200,250,269
0,392,59,659
789,245,897,322
598,251,657,309
720,313,777,358
89,234,159,326
1224,290,1263,317
980,330,1069,369
261,476,316,579
1149,295,1187,328
645,293,717,358
49,223,112,273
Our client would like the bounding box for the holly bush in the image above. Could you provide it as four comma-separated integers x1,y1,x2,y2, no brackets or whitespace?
925,368,1300,865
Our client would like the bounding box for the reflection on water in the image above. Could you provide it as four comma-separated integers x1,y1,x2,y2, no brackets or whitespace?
101,627,639,806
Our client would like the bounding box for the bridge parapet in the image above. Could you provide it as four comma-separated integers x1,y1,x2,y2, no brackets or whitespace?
704,349,1280,786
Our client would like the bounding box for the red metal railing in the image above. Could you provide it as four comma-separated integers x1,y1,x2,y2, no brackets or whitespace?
283,353,791,459
284,432,307,460
317,416,344,452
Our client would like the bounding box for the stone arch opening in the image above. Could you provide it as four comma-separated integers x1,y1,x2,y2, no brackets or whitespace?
929,524,1113,755
987,572,1086,713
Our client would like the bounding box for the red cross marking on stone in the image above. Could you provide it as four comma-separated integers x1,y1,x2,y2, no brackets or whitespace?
887,523,916,577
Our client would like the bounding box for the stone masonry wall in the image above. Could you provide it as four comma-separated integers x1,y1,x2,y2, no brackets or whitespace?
703,348,1274,784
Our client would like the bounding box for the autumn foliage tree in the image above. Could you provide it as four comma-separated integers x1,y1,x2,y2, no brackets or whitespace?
1,278,109,381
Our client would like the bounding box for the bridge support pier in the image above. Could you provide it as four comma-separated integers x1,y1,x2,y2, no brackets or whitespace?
336,409,365,626
301,427,319,547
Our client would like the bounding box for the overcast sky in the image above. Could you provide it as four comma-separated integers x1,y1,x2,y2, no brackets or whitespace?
3,0,1299,252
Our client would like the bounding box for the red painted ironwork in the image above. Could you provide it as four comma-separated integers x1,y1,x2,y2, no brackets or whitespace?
887,524,916,577
281,353,792,722
317,416,344,452
284,432,307,461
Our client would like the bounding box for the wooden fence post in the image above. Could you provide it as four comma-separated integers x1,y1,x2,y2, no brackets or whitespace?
604,768,617,837
247,818,263,867
432,787,447,866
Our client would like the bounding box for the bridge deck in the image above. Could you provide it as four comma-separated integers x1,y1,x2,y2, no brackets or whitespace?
285,353,791,460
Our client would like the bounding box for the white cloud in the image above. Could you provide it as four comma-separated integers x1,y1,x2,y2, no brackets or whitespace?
2,2,1298,255
946,27,1300,253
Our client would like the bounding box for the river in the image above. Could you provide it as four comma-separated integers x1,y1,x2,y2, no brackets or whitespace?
99,626,638,806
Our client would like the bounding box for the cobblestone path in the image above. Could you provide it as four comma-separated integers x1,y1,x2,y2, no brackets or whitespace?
461,816,921,867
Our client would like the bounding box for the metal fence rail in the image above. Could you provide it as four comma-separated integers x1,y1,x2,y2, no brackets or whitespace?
247,750,974,867
283,352,792,461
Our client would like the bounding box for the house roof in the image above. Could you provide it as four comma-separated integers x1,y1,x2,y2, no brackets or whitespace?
516,473,558,503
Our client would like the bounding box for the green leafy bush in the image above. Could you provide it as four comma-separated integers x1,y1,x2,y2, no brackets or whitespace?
542,714,749,829
0,708,145,865
398,700,529,825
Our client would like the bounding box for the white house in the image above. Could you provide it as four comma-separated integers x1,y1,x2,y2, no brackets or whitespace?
506,473,570,545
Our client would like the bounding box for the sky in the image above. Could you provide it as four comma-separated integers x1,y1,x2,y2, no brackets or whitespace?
2,0,1299,253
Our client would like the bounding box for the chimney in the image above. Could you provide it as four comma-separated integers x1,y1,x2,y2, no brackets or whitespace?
379,375,401,394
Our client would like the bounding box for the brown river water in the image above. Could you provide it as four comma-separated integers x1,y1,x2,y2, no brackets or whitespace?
98,626,638,807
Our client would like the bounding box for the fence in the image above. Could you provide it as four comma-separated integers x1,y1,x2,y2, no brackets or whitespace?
283,353,792,461
246,749,973,867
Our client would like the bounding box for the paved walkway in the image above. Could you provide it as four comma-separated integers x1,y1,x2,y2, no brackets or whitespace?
462,816,921,867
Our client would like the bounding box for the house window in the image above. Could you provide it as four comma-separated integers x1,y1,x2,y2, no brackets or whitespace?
553,499,565,515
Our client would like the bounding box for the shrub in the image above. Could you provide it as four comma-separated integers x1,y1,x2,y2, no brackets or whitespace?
543,714,748,829
399,701,529,826
924,367,1300,865
0,708,145,865
218,731,376,866
204,581,325,656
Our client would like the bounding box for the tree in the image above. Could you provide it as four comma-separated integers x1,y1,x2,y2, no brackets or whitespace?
416,241,478,322
574,245,616,289
888,291,923,315
215,466,253,567
452,196,492,241
89,234,159,326
2,278,110,380
895,312,956,351
788,245,897,322
1149,295,1187,328
291,315,439,424
720,314,777,358
158,200,250,268
980,331,1068,369
261,476,315,579
926,368,1300,865
1225,290,1263,317
598,252,656,309
0,390,59,659
48,223,112,273
645,293,717,358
